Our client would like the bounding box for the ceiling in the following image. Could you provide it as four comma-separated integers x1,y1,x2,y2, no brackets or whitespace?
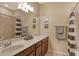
38,2,47,4
0,2,46,11
0,2,18,10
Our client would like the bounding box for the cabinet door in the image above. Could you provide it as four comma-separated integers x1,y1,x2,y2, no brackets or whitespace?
41,42,46,56
45,39,48,54
41,37,48,56
28,51,35,56
36,46,41,56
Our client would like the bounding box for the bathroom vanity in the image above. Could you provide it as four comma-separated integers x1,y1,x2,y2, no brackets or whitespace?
0,34,48,56
15,36,48,56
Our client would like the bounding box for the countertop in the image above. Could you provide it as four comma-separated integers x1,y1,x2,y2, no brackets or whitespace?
0,34,48,56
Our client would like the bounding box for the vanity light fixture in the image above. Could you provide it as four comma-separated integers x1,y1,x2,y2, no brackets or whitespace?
17,2,34,13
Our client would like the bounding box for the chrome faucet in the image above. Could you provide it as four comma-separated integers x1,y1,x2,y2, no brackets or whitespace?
24,34,33,40
3,40,12,48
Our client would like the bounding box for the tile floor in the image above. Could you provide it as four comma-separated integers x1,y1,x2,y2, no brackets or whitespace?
45,50,69,56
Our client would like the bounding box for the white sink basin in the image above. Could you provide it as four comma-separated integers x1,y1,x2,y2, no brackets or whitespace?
1,45,24,54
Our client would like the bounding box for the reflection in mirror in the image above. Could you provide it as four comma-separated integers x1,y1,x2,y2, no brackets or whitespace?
0,13,16,39
0,2,40,40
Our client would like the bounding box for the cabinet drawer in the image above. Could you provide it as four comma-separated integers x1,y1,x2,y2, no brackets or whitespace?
15,45,35,56
41,42,46,56
36,46,41,56
36,41,41,48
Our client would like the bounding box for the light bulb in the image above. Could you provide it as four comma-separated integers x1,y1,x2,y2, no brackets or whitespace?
18,4,21,9
30,7,34,12
24,2,27,5
22,2,28,11
18,3,23,9
23,2,28,8
27,5,31,10
4,4,8,7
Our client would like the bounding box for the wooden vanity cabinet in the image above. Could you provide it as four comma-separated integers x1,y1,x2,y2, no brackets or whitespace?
45,37,48,53
15,37,48,56
41,41,46,56
15,45,35,56
41,37,48,56
35,41,42,56
27,51,35,56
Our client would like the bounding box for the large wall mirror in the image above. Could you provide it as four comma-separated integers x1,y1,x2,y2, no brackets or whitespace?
0,2,40,40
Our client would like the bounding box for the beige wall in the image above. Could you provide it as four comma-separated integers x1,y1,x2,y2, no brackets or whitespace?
40,2,76,55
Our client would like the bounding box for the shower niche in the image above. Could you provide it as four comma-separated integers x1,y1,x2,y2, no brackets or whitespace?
55,26,67,40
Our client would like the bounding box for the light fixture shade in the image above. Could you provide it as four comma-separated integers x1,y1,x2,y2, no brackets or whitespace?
30,7,34,12
27,5,31,10
25,9,28,13
18,3,23,9
22,6,25,11
17,4,21,9
24,2,27,5
4,4,8,7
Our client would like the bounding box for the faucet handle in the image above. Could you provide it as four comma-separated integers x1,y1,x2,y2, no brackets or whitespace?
3,39,12,48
